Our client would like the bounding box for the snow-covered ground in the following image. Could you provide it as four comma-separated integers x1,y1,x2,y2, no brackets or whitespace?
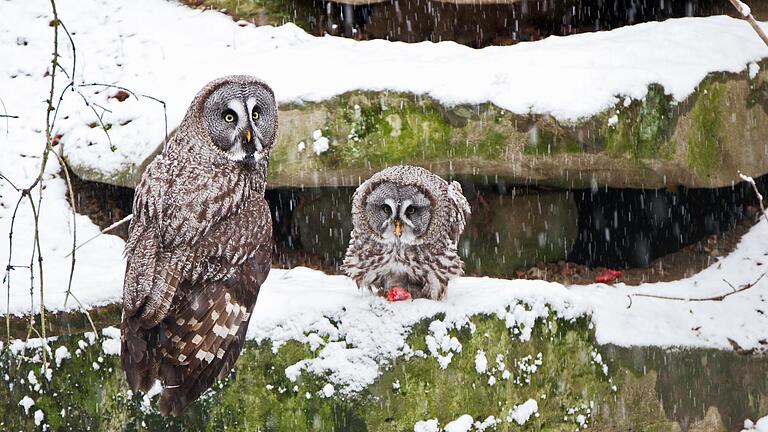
1,0,767,371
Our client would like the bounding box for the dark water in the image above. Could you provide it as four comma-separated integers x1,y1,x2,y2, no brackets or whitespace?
276,0,763,48
266,175,767,276
567,180,764,268
72,173,767,278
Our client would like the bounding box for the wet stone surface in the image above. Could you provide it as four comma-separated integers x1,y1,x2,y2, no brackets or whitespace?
68,171,767,282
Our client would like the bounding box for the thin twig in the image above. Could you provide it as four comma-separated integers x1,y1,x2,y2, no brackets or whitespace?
0,96,14,135
67,291,100,339
52,151,77,308
23,0,60,194
4,195,25,344
627,272,766,307
79,82,170,144
739,171,767,225
0,172,20,191
727,0,768,46
66,214,133,257
75,88,115,152
26,191,49,366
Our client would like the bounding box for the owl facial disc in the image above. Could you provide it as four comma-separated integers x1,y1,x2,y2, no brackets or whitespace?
366,183,431,245
202,83,276,167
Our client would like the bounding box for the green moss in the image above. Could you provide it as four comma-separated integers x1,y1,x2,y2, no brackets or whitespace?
603,84,675,160
363,314,611,431
318,93,510,170
266,136,289,178
687,81,724,177
188,0,305,26
525,127,583,156
0,309,628,431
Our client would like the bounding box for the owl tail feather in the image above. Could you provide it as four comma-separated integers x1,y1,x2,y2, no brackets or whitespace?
121,316,160,393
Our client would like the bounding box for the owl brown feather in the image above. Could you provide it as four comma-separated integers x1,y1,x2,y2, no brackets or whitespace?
121,76,276,416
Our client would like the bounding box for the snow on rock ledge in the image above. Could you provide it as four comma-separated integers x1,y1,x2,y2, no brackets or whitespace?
1,1,767,189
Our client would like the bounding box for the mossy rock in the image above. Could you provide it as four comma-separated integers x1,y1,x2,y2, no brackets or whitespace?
66,62,768,190
5,304,762,431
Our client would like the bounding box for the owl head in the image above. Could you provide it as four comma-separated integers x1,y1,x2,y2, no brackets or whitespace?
181,75,278,167
364,182,433,244
352,165,468,246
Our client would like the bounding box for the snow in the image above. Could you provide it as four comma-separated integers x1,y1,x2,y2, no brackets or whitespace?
474,350,488,374
735,0,752,17
1,0,766,188
19,395,35,414
0,0,767,401
313,136,330,156
743,415,768,432
414,419,440,432
101,326,121,356
474,416,500,431
749,62,761,79
507,399,539,425
444,415,474,432
320,383,335,398
34,409,44,426
54,346,71,367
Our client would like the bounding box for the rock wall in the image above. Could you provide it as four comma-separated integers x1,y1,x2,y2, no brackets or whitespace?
68,64,768,191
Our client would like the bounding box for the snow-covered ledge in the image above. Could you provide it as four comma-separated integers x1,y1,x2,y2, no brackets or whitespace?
3,1,767,190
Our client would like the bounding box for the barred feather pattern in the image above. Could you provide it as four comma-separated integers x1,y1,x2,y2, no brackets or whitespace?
121,76,275,416
342,165,471,300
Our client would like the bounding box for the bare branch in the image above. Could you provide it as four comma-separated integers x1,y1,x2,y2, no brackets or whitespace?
627,272,766,307
80,82,170,144
66,214,133,257
727,0,768,47
739,171,767,225
52,151,77,308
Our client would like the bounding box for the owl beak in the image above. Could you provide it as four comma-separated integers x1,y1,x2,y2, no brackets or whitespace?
393,219,402,237
241,127,261,157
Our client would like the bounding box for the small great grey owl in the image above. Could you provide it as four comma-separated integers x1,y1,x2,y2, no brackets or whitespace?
342,165,471,300
121,76,277,416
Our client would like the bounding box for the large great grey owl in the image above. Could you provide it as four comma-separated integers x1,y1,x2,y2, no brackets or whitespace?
121,76,277,416
342,165,471,300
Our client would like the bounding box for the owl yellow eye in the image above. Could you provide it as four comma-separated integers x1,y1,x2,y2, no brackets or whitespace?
223,110,236,123
252,108,260,121
405,206,415,216
381,205,391,215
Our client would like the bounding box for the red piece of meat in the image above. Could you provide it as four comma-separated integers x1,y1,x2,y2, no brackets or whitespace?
595,269,623,284
386,286,412,302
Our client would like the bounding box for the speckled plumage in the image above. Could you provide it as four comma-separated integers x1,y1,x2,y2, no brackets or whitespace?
121,76,276,416
342,165,471,300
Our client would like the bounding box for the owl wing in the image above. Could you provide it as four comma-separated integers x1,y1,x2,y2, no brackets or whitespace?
122,157,197,329
153,201,272,416
447,180,471,242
